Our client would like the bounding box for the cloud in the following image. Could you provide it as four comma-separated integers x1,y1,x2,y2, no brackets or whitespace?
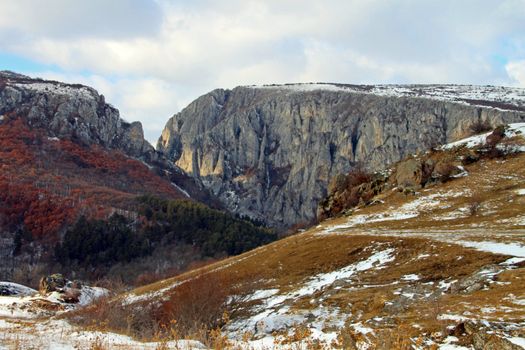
1,0,525,140
0,0,163,40
506,60,525,87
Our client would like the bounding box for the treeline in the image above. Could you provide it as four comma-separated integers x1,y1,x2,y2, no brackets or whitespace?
55,195,276,269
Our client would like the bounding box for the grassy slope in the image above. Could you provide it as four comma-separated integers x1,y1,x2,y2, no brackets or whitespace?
120,150,525,348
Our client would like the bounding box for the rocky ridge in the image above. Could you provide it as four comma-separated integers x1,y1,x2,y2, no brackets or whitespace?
157,83,525,227
0,71,154,160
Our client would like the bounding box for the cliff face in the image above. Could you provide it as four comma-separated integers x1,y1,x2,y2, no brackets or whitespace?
0,71,154,160
158,84,525,228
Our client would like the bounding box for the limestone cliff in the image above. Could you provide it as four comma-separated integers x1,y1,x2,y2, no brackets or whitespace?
0,71,154,160
158,83,525,228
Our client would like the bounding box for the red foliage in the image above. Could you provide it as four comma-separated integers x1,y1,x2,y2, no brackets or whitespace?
0,115,185,240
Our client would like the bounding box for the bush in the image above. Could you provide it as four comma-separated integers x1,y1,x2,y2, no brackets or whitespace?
154,273,234,337
486,125,506,148
468,120,492,136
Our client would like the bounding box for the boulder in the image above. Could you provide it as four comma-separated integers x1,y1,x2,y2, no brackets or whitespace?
39,273,66,294
449,265,504,294
395,158,424,190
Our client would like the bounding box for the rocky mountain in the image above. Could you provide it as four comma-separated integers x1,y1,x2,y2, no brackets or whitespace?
0,71,155,160
157,83,525,228
0,71,273,286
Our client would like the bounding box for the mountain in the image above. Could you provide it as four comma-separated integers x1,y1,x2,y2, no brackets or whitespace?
0,71,154,159
0,71,274,286
2,74,525,349
157,83,525,228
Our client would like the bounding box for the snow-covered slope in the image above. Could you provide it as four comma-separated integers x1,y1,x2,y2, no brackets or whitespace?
0,282,37,297
250,83,525,111
443,122,525,149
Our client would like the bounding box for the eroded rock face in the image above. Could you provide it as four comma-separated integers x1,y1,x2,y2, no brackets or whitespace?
158,85,525,228
0,71,155,160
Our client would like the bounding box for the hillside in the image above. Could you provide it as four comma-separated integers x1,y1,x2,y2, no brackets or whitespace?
157,83,525,228
0,72,275,287
86,126,525,349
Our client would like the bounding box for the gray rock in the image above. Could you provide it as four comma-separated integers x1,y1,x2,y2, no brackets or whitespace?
158,85,525,228
395,158,425,190
0,72,155,161
449,265,504,294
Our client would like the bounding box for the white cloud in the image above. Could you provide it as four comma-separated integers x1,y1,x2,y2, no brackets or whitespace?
506,60,525,87
2,0,525,141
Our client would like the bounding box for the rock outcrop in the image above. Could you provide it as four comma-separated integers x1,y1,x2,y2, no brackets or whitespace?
0,71,154,160
158,84,525,228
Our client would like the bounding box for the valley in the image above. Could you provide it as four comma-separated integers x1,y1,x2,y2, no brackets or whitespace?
1,72,525,349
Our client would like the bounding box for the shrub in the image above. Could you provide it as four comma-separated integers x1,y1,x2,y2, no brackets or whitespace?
155,273,229,336
435,162,458,183
468,120,492,136
345,166,372,189
486,125,506,148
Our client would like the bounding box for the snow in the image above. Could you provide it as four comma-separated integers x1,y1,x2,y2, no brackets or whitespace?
12,82,96,100
443,123,525,150
438,280,457,291
439,336,470,350
248,83,525,111
77,286,108,306
0,318,207,350
456,241,525,258
246,288,279,301
0,282,37,297
227,247,395,340
172,182,191,198
293,248,395,297
352,322,374,334
401,274,420,281
0,283,108,319
515,189,525,196
437,314,470,322
508,337,525,348
322,191,462,232
505,294,525,306
443,133,489,150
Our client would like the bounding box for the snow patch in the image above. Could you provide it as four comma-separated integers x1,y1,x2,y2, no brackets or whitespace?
0,282,37,297
455,241,525,258
227,248,395,338
508,337,525,348
443,123,525,150
246,289,280,302
12,82,96,100
401,274,420,281
293,248,395,297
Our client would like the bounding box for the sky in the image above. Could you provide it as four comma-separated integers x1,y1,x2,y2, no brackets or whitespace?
1,0,524,144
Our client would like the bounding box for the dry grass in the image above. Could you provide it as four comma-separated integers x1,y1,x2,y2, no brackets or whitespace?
36,149,523,349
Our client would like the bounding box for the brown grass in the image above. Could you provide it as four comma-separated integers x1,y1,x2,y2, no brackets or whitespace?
56,150,525,348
